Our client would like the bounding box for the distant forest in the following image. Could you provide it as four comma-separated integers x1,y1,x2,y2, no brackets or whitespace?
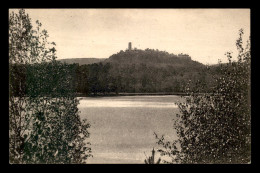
10,49,223,96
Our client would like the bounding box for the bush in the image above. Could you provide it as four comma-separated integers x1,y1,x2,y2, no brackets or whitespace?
155,29,251,164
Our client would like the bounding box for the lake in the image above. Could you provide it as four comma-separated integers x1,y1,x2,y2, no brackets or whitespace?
78,95,183,164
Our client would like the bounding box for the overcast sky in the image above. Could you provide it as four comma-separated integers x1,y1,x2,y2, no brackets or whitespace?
10,9,250,65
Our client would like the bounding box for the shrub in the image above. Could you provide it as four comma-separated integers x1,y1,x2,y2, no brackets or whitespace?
155,29,251,164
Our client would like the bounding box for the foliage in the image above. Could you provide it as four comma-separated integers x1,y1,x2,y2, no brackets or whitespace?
9,9,91,164
155,29,251,164
72,61,216,96
21,62,92,164
9,9,56,64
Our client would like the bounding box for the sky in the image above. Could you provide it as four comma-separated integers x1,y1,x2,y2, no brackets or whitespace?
10,9,250,65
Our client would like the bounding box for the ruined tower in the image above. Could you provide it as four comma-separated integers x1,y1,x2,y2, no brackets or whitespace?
128,42,132,50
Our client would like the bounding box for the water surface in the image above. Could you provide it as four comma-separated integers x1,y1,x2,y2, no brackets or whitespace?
78,95,182,164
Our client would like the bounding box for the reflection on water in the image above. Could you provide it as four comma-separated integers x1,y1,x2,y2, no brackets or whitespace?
78,100,178,108
78,95,182,164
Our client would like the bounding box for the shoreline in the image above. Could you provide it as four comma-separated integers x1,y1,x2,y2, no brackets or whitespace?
76,92,188,97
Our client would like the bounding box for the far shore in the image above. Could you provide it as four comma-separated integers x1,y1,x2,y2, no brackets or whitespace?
76,92,188,97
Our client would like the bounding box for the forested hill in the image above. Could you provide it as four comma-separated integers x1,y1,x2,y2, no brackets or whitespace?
73,49,217,95
104,48,204,68
58,58,106,65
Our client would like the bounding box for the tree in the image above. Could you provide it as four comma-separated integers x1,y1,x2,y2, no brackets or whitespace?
9,9,56,163
155,29,251,164
9,9,91,164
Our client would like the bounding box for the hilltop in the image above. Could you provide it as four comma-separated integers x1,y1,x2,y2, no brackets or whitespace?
57,46,205,69
104,48,204,69
57,47,205,69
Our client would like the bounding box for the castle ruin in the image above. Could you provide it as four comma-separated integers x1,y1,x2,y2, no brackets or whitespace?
128,42,132,50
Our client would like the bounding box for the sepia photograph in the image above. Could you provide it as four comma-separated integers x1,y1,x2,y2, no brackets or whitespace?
9,8,251,164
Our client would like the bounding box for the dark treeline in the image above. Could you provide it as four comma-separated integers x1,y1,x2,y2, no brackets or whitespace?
9,61,76,98
11,51,222,97
75,63,216,95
